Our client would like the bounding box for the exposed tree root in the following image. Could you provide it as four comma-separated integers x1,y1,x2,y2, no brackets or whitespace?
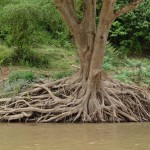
0,73,150,123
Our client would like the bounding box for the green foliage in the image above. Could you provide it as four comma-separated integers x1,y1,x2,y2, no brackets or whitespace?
0,2,42,48
0,0,149,56
0,47,49,67
52,70,74,80
113,58,150,85
39,1,71,48
103,42,123,71
0,45,12,65
0,1,45,65
9,48,49,67
0,45,76,71
103,43,150,85
0,70,36,95
124,59,150,85
75,0,84,20
1,0,71,48
1,79,29,95
0,43,149,98
8,71,36,82
110,0,150,55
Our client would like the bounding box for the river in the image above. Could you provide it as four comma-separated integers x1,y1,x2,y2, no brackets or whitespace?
0,123,150,150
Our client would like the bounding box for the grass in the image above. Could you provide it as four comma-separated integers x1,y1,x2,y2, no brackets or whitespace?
0,44,149,97
0,45,77,96
113,58,150,85
103,43,150,86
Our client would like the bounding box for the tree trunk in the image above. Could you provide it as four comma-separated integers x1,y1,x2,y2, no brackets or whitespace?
1,0,149,123
78,1,115,90
54,0,144,90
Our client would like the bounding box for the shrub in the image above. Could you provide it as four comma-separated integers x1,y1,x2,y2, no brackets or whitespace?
0,45,12,65
109,0,150,55
1,71,36,95
0,3,43,48
8,71,36,82
103,42,123,71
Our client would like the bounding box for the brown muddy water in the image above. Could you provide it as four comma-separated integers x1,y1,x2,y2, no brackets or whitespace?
0,123,150,150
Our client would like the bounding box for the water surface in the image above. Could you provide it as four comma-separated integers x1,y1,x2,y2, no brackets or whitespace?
0,123,150,150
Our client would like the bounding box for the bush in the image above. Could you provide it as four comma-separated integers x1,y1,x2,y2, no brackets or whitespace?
0,45,12,65
0,3,43,48
0,71,36,95
8,71,36,82
109,0,150,55
0,0,149,70
103,42,123,71
39,1,72,48
0,0,73,48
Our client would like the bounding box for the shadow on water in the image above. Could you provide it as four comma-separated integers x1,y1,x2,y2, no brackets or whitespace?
0,123,150,150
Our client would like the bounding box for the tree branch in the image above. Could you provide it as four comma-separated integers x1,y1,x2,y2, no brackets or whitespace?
97,0,116,30
80,0,97,38
114,0,144,19
54,0,79,36
82,0,96,24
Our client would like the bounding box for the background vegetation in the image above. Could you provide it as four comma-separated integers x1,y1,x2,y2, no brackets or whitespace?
0,0,149,96
0,0,149,57
110,0,150,55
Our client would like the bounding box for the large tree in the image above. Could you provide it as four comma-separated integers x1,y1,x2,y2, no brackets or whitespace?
0,0,150,122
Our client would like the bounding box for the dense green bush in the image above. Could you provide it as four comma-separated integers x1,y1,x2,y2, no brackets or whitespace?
103,42,123,71
0,45,12,65
109,0,150,55
0,2,44,64
0,0,74,67
0,0,72,65
39,1,72,48
0,3,43,47
0,0,149,62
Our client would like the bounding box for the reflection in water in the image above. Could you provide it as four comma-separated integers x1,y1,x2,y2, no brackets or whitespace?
0,123,150,150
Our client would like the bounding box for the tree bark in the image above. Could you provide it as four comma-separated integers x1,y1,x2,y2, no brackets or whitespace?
54,0,144,88
88,0,116,89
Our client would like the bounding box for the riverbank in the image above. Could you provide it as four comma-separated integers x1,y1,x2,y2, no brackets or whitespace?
0,45,150,97
0,44,150,122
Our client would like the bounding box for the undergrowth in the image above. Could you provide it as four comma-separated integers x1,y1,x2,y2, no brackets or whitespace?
0,43,149,97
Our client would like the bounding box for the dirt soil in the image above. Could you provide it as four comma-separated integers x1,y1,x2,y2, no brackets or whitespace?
0,67,9,86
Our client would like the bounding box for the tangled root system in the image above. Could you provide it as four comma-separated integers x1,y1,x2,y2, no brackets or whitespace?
0,73,150,123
